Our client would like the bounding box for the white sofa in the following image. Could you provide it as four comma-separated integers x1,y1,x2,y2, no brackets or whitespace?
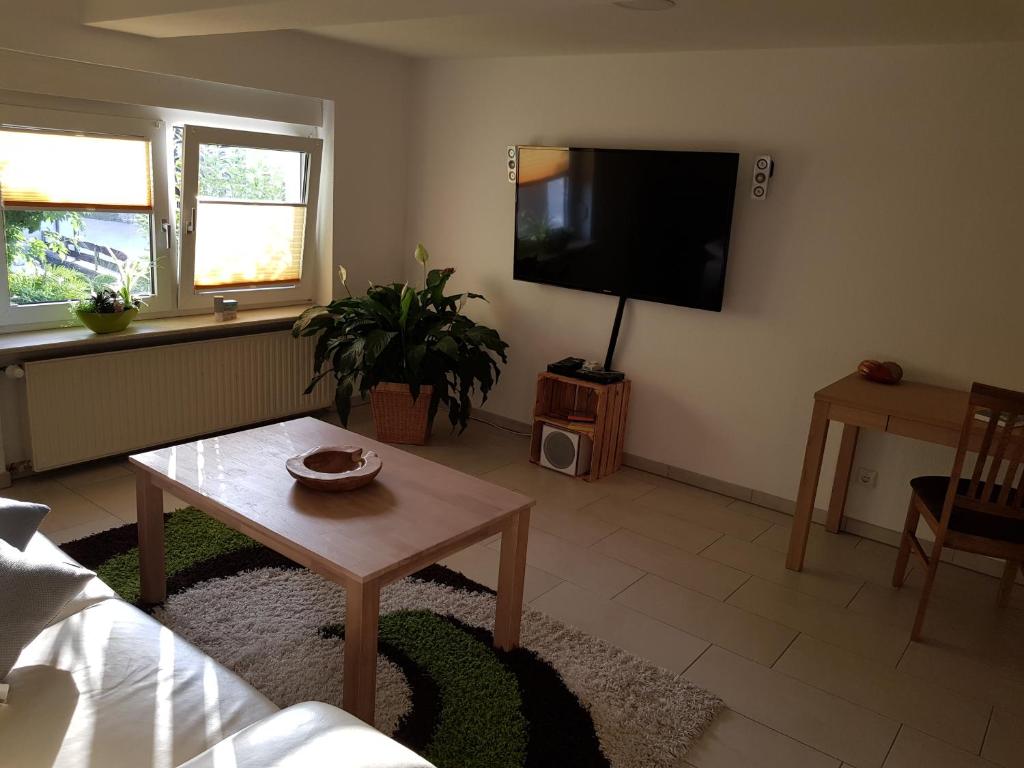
0,533,434,768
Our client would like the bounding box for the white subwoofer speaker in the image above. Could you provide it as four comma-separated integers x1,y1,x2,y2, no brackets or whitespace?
539,424,593,477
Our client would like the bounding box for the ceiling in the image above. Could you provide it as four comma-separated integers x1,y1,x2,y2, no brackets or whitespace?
82,0,1024,58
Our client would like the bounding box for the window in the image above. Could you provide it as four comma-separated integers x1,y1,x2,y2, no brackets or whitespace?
0,106,174,327
177,125,322,310
0,104,322,332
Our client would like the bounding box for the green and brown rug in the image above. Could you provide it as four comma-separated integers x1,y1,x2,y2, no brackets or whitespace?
62,508,721,768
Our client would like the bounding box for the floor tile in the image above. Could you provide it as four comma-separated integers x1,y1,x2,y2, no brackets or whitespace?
584,497,724,553
4,477,84,507
48,512,125,544
832,537,911,588
728,578,909,666
687,645,900,768
755,522,861,559
526,501,621,548
898,642,1024,718
774,635,990,753
685,708,841,768
639,479,734,508
905,560,1024,614
726,500,795,528
51,459,132,489
36,493,114,535
635,484,772,541
531,581,709,673
488,528,643,598
883,727,995,768
615,574,797,665
593,528,749,600
440,543,563,603
75,474,138,522
982,709,1024,767
851,577,1024,677
581,466,661,501
163,493,190,513
701,535,862,607
480,461,610,509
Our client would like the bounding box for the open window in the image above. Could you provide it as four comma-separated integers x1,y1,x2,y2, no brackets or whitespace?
0,106,175,328
177,125,322,310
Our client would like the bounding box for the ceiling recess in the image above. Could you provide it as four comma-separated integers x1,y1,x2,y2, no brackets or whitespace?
612,0,677,10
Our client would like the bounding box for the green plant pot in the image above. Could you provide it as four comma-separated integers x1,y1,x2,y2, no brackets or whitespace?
75,307,139,334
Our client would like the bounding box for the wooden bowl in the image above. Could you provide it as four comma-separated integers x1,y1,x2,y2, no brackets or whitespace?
286,446,382,492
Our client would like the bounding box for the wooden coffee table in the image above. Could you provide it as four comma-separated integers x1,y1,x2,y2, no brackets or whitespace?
129,416,534,725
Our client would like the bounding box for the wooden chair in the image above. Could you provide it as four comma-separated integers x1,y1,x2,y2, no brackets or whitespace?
892,382,1024,640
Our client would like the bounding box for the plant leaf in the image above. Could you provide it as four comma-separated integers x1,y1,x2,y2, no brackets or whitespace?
364,329,398,363
335,375,354,426
434,335,459,359
292,305,328,337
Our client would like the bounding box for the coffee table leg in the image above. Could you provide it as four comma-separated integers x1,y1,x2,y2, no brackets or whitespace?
136,471,166,604
494,508,531,651
343,578,380,725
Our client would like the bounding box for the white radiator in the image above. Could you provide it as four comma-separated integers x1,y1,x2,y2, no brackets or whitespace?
25,330,332,470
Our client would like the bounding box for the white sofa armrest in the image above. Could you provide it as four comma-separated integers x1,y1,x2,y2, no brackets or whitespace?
175,702,435,768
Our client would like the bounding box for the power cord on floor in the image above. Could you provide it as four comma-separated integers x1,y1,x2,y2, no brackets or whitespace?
469,415,532,438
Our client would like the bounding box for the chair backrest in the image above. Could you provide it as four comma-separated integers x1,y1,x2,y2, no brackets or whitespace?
943,383,1024,522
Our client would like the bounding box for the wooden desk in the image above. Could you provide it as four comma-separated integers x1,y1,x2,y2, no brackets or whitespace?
785,374,970,571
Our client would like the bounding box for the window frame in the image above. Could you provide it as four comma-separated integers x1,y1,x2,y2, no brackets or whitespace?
177,125,322,311
0,105,176,329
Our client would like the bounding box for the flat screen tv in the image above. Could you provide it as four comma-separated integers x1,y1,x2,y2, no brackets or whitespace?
513,146,739,312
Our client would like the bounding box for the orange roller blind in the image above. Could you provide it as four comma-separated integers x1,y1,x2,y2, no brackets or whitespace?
0,129,153,211
193,201,306,289
518,147,570,185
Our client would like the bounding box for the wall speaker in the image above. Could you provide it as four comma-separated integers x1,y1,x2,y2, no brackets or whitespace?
750,154,774,200
538,424,593,477
506,145,517,184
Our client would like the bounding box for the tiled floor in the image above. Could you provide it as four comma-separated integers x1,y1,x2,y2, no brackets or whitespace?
8,406,1024,768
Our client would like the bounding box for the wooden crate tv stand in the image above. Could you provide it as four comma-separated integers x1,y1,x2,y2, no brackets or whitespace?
530,371,631,481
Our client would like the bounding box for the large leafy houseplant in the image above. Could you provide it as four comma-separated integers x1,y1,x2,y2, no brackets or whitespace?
293,245,509,435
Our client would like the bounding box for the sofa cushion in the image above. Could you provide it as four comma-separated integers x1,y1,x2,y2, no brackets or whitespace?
177,701,435,768
24,533,117,626
0,497,49,550
0,538,94,681
0,598,278,768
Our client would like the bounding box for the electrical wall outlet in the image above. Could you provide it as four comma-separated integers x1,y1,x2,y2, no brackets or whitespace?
856,467,878,487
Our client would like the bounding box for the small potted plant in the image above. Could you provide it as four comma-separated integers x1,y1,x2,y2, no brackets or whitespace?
293,245,509,444
72,257,147,334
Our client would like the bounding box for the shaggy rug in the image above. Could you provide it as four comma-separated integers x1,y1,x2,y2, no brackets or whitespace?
62,508,722,768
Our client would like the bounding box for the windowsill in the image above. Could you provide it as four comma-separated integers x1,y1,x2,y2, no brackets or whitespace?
0,304,311,364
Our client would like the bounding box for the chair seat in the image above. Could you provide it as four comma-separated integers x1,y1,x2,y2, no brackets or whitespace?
911,476,1024,543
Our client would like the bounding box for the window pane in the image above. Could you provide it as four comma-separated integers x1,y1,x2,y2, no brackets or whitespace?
197,144,306,203
4,210,153,306
0,130,153,210
193,202,304,289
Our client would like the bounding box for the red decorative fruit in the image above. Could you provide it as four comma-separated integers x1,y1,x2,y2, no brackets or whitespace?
858,359,904,385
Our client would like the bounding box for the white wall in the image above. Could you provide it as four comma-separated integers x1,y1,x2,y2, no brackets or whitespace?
403,43,1024,531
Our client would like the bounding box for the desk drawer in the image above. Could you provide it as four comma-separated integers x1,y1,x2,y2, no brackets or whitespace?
828,404,888,430
888,417,959,447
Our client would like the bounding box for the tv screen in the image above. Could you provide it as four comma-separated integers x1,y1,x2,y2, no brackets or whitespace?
513,146,739,312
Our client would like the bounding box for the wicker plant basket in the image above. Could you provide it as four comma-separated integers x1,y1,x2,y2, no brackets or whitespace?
369,383,434,445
